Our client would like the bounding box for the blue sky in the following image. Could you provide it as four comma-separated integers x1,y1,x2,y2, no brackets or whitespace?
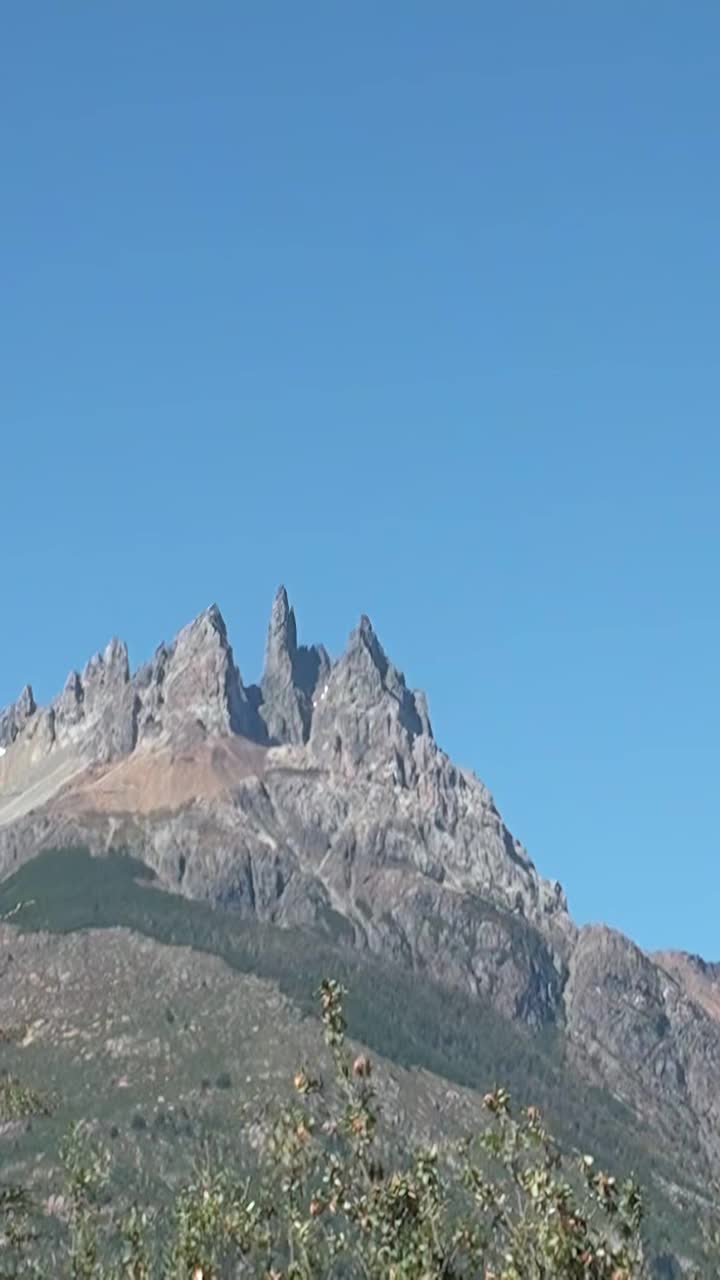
2,3,719,957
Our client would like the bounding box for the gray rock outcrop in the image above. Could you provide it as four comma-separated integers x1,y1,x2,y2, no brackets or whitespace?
0,685,36,748
257,586,330,744
0,589,571,1024
2,586,720,1185
140,605,258,742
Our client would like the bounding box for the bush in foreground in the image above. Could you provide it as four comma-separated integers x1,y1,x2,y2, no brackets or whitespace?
1,980,648,1278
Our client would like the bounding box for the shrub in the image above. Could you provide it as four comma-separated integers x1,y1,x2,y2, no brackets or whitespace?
1,980,650,1277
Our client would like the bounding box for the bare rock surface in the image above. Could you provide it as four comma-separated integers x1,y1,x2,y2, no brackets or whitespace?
0,684,36,748
256,586,330,745
654,950,720,1025
565,925,720,1172
2,587,720,1181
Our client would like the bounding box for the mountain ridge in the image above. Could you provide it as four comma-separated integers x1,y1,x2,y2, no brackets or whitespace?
2,587,720,1197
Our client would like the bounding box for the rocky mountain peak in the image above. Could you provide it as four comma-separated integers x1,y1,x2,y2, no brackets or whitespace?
347,614,389,679
0,604,260,769
155,604,257,741
257,587,330,745
0,684,36,748
267,585,297,656
4,590,720,1269
82,636,130,684
46,635,134,762
308,614,432,779
17,684,35,720
105,637,131,680
0,587,575,1032
263,587,299,694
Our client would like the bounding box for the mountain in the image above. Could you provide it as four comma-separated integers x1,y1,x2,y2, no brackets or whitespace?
1,588,719,1266
0,589,571,1025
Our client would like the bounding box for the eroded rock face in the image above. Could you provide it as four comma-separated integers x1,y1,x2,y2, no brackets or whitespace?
654,951,720,1025
0,607,259,771
52,638,136,762
149,605,258,741
2,585,720,1181
1,641,136,767
257,587,330,745
564,925,720,1171
0,685,36,748
0,588,571,1029
308,615,430,784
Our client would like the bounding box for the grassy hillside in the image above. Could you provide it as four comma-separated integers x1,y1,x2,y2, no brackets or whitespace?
0,847,708,1270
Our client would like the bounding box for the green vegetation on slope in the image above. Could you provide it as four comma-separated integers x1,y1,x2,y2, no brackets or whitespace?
0,1075,52,1121
0,980,655,1278
0,848,706,1269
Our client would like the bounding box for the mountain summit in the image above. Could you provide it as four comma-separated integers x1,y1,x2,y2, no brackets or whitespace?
2,588,720,1187
258,585,330,745
0,588,569,1011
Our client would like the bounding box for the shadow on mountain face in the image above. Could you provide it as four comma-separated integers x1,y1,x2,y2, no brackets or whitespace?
0,845,706,1273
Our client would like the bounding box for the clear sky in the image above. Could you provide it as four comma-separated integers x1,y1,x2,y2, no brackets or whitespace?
3,3,719,958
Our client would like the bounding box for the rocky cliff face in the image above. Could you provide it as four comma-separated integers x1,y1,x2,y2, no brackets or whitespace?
654,950,720,1026
1,587,719,1182
0,684,36,748
256,586,330,745
565,926,720,1172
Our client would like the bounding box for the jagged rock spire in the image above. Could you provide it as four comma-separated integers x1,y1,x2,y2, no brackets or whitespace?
259,586,330,745
260,586,306,744
0,684,36,748
266,586,298,664
0,592,433,771
1,605,263,765
0,587,574,1040
157,604,258,740
308,612,432,780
